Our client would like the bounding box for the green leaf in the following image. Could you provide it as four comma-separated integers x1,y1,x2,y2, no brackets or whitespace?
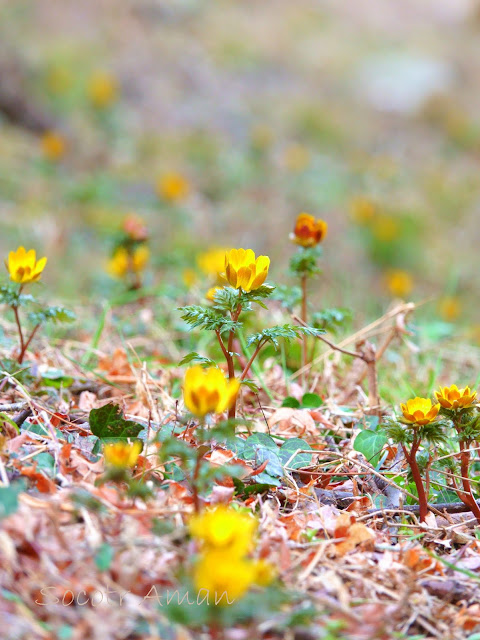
0,412,19,435
282,396,301,409
41,368,74,388
241,433,278,460
178,352,216,367
247,324,325,349
278,438,313,469
28,306,76,325
94,542,115,571
0,285,35,308
0,481,25,519
289,247,322,277
353,429,388,467
177,305,239,333
301,393,323,408
89,404,143,441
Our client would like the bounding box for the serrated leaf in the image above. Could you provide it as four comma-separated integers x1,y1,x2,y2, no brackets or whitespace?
28,306,76,325
354,429,388,467
89,404,143,441
178,352,216,367
178,305,239,333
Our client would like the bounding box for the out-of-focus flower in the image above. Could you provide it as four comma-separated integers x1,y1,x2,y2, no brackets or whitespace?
189,505,257,555
283,144,310,172
183,366,239,418
108,246,149,279
290,213,328,248
438,296,461,322
434,384,477,410
253,558,276,586
193,550,258,604
123,215,148,242
41,131,66,161
182,268,198,288
224,248,270,292
88,71,118,108
6,247,47,284
197,248,229,280
349,196,376,225
104,441,142,468
400,397,440,426
385,270,413,298
372,215,398,242
206,286,222,302
156,172,190,203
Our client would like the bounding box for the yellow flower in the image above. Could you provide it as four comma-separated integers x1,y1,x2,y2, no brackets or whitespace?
6,247,47,284
182,268,198,288
41,131,66,161
88,71,118,108
108,247,129,278
108,246,149,278
434,384,477,410
183,366,239,418
193,550,257,604
386,270,413,298
224,248,270,292
400,397,440,426
189,505,257,555
290,213,328,248
349,196,376,225
253,559,276,586
283,144,310,172
156,172,190,203
206,286,222,302
372,215,398,242
197,248,229,280
131,245,150,272
104,441,142,468
438,296,461,322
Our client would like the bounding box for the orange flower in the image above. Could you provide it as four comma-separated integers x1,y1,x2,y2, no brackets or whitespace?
290,213,328,248
434,384,477,410
41,131,66,161
400,397,440,426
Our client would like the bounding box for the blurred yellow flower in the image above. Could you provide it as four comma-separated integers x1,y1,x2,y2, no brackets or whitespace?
108,246,149,279
88,71,118,108
104,441,142,468
224,248,270,292
434,384,477,410
182,268,198,288
6,247,47,284
349,196,376,225
400,397,440,426
193,550,257,604
183,366,240,417
197,248,229,279
290,212,328,248
386,270,413,298
283,144,310,172
206,286,222,302
189,505,257,555
253,558,276,586
41,131,66,161
156,172,190,203
438,296,461,322
372,215,398,242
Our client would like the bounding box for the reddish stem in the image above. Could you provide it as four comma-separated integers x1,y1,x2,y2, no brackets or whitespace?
300,273,308,387
459,440,480,523
403,440,429,523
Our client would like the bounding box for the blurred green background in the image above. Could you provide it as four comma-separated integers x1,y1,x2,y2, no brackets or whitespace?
1,0,480,334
